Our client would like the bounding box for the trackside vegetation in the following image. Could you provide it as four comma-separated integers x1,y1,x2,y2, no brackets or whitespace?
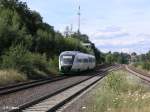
83,71,150,112
0,69,27,85
132,51,150,72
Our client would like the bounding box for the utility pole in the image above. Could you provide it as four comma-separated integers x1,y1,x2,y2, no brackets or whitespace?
70,24,73,35
77,3,81,34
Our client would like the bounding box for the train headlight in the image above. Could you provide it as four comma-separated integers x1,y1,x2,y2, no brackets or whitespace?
60,61,63,65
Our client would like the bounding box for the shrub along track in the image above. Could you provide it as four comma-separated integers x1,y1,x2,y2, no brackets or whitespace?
125,65,150,83
0,65,116,112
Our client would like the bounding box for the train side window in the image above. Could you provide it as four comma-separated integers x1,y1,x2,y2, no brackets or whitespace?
89,58,92,63
86,59,89,63
91,58,95,63
93,58,95,62
79,59,82,63
83,58,88,63
77,59,82,63
83,59,86,63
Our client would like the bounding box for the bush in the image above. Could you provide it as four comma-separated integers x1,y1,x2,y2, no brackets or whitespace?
0,69,27,85
1,45,52,79
142,62,150,70
48,56,59,75
1,44,33,71
31,53,49,72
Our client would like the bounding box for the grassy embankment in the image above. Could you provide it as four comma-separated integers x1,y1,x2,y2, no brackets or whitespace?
83,70,150,112
133,62,150,74
0,69,27,86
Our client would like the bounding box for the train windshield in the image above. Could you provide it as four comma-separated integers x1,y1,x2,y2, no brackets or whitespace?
61,55,74,65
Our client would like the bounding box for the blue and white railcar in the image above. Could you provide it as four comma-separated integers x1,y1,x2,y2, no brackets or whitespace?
59,51,96,73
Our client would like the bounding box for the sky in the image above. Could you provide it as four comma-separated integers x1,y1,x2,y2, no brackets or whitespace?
22,0,150,54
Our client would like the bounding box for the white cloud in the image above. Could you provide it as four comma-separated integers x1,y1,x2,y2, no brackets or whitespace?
90,26,150,47
89,26,150,54
100,48,133,54
92,35,150,46
91,26,128,39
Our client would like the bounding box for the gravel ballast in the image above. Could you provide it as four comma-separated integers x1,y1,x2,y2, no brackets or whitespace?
0,75,93,111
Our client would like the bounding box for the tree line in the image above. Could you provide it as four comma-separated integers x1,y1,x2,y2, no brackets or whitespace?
132,51,150,70
105,52,130,64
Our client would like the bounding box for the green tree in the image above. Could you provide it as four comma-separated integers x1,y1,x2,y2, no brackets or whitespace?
105,53,114,64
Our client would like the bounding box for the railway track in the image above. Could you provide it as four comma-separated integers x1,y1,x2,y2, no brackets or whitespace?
0,65,113,97
0,65,118,112
22,75,105,112
0,64,110,96
125,65,150,83
0,76,69,95
10,65,119,112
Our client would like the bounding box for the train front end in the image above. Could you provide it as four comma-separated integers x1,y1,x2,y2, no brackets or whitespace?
59,52,75,73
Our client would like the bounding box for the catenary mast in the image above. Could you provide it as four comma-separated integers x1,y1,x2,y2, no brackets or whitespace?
77,0,81,33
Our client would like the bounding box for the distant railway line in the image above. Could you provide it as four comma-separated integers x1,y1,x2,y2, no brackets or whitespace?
125,65,150,83
0,65,119,112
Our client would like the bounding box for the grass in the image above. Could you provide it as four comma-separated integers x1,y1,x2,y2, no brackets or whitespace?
133,62,150,75
133,64,150,76
0,69,27,86
83,70,150,112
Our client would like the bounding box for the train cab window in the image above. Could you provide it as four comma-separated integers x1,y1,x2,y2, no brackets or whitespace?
61,55,74,64
83,58,88,63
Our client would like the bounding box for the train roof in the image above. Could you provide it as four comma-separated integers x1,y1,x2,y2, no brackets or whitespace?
60,51,95,58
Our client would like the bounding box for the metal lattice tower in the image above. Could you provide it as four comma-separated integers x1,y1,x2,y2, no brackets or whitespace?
77,5,81,33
